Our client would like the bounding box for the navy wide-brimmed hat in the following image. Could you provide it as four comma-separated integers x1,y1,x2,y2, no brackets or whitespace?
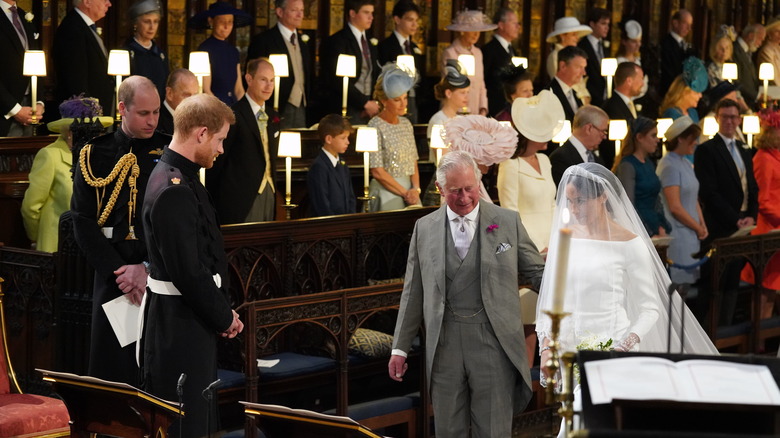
188,1,252,30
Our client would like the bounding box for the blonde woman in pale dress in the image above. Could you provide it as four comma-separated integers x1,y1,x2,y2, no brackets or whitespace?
498,90,564,253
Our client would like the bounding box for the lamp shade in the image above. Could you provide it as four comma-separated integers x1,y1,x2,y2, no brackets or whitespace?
23,50,46,76
430,124,447,149
552,120,572,144
743,115,761,135
336,54,357,77
355,127,379,152
458,54,476,76
702,116,719,136
656,118,674,139
107,50,130,76
277,132,302,157
269,54,289,77
511,57,528,68
608,119,628,141
601,58,618,76
396,55,415,74
189,51,211,76
760,63,775,81
722,63,738,81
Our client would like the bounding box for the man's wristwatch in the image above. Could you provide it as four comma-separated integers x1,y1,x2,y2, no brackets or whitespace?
142,261,151,274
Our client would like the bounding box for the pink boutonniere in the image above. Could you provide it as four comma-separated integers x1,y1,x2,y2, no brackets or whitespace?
270,115,281,124
487,224,499,233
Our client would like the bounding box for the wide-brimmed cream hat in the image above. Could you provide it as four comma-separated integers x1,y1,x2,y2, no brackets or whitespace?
546,17,592,43
47,96,113,134
446,10,497,32
664,115,695,141
511,90,566,142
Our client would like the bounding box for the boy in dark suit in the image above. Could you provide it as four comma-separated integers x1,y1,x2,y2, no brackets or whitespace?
308,114,356,216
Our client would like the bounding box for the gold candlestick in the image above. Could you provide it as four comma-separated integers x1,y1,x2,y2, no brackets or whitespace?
543,310,577,438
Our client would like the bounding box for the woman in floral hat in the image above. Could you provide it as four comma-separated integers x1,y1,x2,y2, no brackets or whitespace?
21,96,112,252
441,10,496,116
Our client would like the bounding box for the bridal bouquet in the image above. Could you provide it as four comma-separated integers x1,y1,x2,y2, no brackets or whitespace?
573,336,613,383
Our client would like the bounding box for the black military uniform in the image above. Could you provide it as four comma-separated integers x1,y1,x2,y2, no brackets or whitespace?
141,147,234,437
70,128,170,386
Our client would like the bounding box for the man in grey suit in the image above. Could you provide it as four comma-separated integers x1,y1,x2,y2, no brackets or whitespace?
388,151,545,437
733,23,765,106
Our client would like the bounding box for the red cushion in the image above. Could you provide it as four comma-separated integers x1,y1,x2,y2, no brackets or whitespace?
0,393,70,437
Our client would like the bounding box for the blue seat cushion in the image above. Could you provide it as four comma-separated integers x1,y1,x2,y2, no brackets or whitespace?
716,320,751,339
217,369,246,389
323,396,414,421
258,352,336,380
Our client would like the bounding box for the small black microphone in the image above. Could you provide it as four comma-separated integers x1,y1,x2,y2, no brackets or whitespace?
177,373,187,397
205,378,221,391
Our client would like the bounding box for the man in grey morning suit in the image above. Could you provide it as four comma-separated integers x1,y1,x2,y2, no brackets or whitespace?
388,151,545,437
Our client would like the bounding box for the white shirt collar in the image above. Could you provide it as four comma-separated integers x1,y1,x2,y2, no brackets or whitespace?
670,31,684,45
246,94,264,119
718,132,736,144
0,1,16,16
555,76,574,95
614,90,632,105
322,148,339,167
277,22,296,41
493,34,511,52
569,135,590,162
74,7,95,27
586,34,601,50
737,37,750,53
347,22,366,46
163,99,175,115
394,30,410,49
446,202,480,223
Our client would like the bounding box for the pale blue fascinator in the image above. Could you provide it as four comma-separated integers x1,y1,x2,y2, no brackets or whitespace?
379,63,418,99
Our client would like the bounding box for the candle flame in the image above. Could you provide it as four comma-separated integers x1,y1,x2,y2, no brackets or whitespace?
562,207,571,226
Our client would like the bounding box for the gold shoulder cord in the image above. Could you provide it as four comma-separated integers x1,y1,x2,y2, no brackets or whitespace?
78,144,140,240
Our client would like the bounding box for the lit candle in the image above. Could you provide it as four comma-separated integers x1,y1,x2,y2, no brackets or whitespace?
285,156,292,199
551,209,573,313
363,152,370,189
274,76,281,111
342,76,349,117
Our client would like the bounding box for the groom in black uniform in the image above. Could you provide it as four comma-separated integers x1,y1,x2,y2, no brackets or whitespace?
141,93,243,437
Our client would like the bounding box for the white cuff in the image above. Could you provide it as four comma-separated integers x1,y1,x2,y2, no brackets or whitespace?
5,103,21,119
391,348,407,358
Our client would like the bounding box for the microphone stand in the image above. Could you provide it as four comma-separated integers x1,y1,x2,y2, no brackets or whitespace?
202,379,221,438
177,373,186,438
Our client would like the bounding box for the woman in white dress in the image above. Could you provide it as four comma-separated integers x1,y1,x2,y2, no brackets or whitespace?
536,163,718,434
497,89,564,253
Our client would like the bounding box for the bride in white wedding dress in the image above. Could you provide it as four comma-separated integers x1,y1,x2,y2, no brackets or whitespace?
535,163,718,434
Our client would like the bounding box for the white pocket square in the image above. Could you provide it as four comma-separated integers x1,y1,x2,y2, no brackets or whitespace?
496,243,511,254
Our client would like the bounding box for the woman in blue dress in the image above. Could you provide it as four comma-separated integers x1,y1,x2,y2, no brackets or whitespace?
657,116,708,284
659,57,708,123
188,2,252,106
124,0,169,100
613,116,671,237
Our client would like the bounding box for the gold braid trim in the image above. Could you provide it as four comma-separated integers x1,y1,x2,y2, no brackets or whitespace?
79,144,140,238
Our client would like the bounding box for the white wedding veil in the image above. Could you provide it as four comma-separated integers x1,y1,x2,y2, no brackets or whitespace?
536,163,718,356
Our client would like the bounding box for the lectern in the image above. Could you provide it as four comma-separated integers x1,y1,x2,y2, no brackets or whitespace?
577,351,780,437
241,401,382,438
38,369,183,438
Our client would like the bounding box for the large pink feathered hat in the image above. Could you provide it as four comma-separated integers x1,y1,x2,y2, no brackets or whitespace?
443,115,518,166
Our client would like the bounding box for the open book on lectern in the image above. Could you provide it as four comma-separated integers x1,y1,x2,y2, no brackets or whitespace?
584,356,780,406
